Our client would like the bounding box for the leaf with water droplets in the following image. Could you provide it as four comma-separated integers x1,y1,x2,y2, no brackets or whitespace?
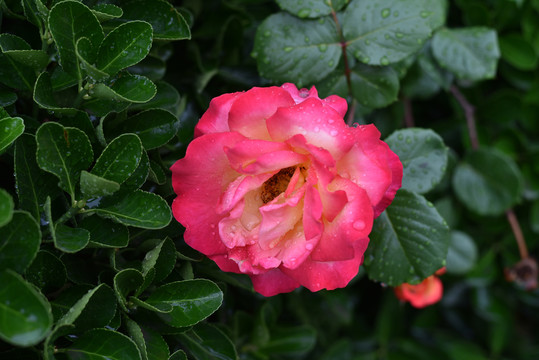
0,116,24,154
276,0,348,18
365,189,450,286
91,74,156,103
91,133,143,184
0,211,41,273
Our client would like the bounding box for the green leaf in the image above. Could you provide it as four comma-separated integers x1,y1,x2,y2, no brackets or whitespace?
445,231,477,275
57,283,117,332
54,224,90,253
25,251,67,293
15,134,59,220
254,12,341,87
91,74,157,103
499,33,538,71
92,4,123,21
169,350,187,360
179,323,237,360
260,326,316,356
142,238,176,283
149,160,166,185
0,270,53,347
128,56,166,82
114,269,144,311
115,0,190,40
0,188,14,227
0,34,36,91
343,0,441,66
276,0,348,18
92,133,143,184
80,170,121,198
33,72,78,115
431,27,500,81
0,116,24,154
452,148,523,216
122,109,179,150
63,328,141,360
75,37,110,82
145,279,223,327
124,149,150,191
0,211,41,273
318,63,399,108
385,128,448,194
36,122,94,199
48,0,104,78
92,190,171,229
83,97,131,117
364,189,450,286
79,215,129,248
22,0,44,27
129,81,181,112
4,49,49,71
96,21,153,75
0,89,17,106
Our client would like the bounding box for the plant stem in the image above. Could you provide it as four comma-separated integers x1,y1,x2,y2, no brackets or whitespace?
403,97,415,128
450,85,479,150
506,209,529,259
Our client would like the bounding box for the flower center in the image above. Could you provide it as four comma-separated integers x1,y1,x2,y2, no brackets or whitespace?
261,167,296,204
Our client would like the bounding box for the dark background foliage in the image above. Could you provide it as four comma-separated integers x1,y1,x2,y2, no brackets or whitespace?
0,0,538,359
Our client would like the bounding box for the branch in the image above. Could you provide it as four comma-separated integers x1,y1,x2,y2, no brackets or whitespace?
450,85,479,150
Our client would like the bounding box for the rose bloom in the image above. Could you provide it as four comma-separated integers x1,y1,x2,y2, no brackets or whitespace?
171,83,402,296
394,268,446,308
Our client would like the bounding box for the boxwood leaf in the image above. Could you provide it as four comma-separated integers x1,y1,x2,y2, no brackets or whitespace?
116,0,190,40
276,0,348,18
62,328,141,360
48,0,104,79
169,350,187,360
124,149,150,191
91,74,157,103
0,116,24,154
22,0,44,27
96,21,153,75
33,72,78,115
36,122,94,199
129,81,181,112
0,34,36,91
91,133,143,184
431,27,500,81
25,250,67,293
364,189,450,286
54,224,90,253
92,4,123,21
179,323,237,360
0,270,53,347
75,37,109,82
149,160,166,185
125,318,149,360
0,90,17,106
445,231,477,275
80,170,121,198
79,216,129,248
91,189,171,229
145,279,223,327
114,268,144,312
128,56,166,82
452,148,523,215
0,211,41,273
144,326,169,359
385,128,448,194
260,325,316,356
142,238,176,283
343,0,442,66
254,12,341,87
4,49,49,71
0,188,14,227
57,283,116,332
15,134,59,220
123,109,179,150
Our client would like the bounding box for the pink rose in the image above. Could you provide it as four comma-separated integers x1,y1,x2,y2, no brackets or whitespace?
394,268,446,308
171,84,402,296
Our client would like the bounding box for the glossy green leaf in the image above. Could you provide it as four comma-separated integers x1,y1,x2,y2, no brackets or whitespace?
0,34,35,91
36,122,94,199
92,4,123,21
364,189,450,285
129,81,181,112
276,0,348,18
128,56,166,82
0,116,24,154
22,0,44,27
142,238,176,283
79,216,129,248
149,160,166,185
125,318,149,360
432,27,500,81
144,327,169,360
499,33,538,71
343,0,443,66
117,0,190,40
25,251,67,293
318,63,399,108
54,224,90,253
445,231,477,275
80,170,121,198
124,149,150,190
92,190,171,229
123,109,179,150
91,74,156,103
130,297,172,313
75,37,109,82
0,211,41,273
0,270,53,347
92,133,143,184
33,72,78,115
4,49,49,71
114,268,144,311
179,323,237,360
261,325,316,356
0,89,17,106
254,12,341,87
50,66,78,92
48,0,104,78
63,328,141,360
14,134,59,220
385,128,448,194
0,188,14,227
452,148,523,216
96,21,153,75
169,350,187,360
145,279,223,327
83,97,131,117
57,283,116,332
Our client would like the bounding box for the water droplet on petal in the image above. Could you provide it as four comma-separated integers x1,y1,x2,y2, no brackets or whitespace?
353,220,365,230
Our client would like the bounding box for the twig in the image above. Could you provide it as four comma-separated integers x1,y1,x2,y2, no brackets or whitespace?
450,85,479,150
403,97,415,128
506,209,529,259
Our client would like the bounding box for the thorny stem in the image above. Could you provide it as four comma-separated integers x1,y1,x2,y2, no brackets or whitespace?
403,97,415,128
451,85,530,261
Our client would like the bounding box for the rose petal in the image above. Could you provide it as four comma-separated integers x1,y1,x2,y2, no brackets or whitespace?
250,269,300,297
280,83,348,118
228,86,295,140
194,92,241,137
372,142,403,217
394,275,443,308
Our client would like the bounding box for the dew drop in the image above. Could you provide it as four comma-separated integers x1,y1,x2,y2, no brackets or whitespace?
305,243,313,250
381,8,390,18
380,56,390,66
318,44,328,52
330,130,338,136
353,220,366,230
328,60,334,67
396,32,404,39
283,46,293,52
420,11,431,18
298,8,311,18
